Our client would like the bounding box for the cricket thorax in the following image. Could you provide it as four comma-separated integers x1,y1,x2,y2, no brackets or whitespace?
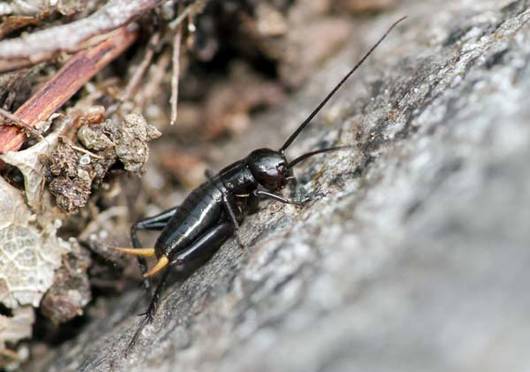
219,161,257,195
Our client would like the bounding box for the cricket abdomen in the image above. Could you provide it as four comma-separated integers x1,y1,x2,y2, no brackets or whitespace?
155,181,224,258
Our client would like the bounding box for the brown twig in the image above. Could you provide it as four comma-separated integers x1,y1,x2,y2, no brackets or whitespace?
168,0,207,30
168,1,206,125
0,26,138,154
0,107,43,140
121,32,161,103
68,143,105,160
0,15,42,39
170,23,183,126
0,0,162,72
0,348,19,361
138,52,172,109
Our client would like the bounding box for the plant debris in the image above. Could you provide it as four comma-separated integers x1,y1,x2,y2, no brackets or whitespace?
40,241,91,324
106,113,162,172
0,176,71,361
45,112,160,213
0,306,33,367
0,121,64,210
0,177,70,309
44,138,102,214
333,0,399,13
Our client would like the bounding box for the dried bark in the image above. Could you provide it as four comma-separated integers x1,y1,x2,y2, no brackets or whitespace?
0,26,137,153
0,0,162,69
35,0,530,371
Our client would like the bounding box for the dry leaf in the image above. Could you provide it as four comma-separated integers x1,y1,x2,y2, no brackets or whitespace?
0,306,34,353
0,177,70,309
0,128,62,211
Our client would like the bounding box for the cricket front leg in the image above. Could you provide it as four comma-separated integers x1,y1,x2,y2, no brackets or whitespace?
205,170,245,249
253,189,310,206
221,194,246,249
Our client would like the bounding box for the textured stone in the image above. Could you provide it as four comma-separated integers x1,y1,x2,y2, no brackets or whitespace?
39,1,530,371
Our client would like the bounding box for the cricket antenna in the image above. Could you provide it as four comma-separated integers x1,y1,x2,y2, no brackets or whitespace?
287,145,352,168
279,16,407,153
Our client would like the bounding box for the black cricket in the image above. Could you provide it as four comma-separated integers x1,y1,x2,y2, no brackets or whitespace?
116,17,405,349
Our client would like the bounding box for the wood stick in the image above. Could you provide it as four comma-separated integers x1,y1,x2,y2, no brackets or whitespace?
0,26,138,154
0,0,161,69
121,32,161,103
170,24,183,126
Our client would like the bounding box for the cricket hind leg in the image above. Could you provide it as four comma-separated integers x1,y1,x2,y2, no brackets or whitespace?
138,222,233,324
131,207,178,246
131,206,179,290
127,268,171,353
127,222,233,354
171,221,234,269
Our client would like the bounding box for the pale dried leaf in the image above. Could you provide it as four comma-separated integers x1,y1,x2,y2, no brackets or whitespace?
0,306,34,349
0,177,70,309
0,0,47,17
0,128,62,210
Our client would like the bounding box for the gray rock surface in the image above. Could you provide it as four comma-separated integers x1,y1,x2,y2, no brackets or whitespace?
40,0,530,371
